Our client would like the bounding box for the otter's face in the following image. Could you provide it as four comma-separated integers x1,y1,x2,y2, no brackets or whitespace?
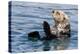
52,10,67,22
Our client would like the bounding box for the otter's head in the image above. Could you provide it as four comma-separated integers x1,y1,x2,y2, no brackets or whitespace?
52,10,69,22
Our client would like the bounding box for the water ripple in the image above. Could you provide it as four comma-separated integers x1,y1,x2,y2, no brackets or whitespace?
10,2,78,53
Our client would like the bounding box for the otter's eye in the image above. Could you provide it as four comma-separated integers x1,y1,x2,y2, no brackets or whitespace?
63,17,65,20
56,12,60,15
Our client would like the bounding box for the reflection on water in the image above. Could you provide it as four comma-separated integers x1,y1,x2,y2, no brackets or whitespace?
43,38,70,51
9,1,78,53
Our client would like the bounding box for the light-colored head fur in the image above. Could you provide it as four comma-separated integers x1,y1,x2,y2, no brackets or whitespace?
52,10,69,23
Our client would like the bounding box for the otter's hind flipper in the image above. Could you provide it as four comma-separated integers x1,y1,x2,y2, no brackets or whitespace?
43,21,57,40
28,31,40,40
43,21,51,36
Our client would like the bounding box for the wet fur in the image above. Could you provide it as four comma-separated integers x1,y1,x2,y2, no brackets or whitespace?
51,10,71,38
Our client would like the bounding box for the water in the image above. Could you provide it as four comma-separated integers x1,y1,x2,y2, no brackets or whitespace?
9,1,78,53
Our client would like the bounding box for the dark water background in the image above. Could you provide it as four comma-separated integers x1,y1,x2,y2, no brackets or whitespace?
9,1,78,53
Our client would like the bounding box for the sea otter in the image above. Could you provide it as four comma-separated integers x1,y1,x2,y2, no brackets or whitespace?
28,10,71,40
51,10,71,38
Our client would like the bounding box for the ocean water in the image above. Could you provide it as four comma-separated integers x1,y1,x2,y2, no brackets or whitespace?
9,1,78,53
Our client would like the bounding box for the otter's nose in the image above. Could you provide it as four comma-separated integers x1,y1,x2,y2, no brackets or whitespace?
52,11,54,13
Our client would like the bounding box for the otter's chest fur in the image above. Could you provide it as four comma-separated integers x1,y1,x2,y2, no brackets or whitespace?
57,23,69,32
52,22,70,38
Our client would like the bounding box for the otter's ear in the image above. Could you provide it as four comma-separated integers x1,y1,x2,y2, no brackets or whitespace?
52,11,54,13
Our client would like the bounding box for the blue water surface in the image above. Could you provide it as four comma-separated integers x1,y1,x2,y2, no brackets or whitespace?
10,1,78,53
